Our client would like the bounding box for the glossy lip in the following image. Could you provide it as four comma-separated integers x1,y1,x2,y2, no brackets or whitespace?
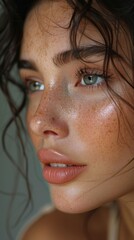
38,149,86,184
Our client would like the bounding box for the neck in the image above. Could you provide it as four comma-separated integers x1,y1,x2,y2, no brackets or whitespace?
117,191,134,240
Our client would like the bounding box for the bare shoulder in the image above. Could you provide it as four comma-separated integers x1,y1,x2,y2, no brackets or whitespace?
21,209,61,240
21,206,109,240
21,208,89,240
21,208,79,240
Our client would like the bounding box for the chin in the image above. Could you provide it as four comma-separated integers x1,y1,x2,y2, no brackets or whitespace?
49,182,122,214
54,201,87,214
50,188,102,214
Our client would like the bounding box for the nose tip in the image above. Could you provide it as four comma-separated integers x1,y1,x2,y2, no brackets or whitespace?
29,113,69,138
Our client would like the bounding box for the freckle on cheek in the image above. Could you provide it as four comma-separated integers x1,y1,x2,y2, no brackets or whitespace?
75,104,119,151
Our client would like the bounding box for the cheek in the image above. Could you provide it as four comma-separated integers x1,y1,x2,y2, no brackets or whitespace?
71,99,134,171
73,100,118,148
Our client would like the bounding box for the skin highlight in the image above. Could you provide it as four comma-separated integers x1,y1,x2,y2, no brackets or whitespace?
18,0,134,239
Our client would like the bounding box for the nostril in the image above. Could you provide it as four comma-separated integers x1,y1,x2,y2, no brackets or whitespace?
29,113,68,137
44,130,58,136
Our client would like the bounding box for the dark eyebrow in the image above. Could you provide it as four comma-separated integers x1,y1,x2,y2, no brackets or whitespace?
18,45,117,70
53,45,109,67
18,59,38,71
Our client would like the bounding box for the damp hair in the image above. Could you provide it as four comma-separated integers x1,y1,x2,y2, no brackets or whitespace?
0,1,32,238
0,0,134,238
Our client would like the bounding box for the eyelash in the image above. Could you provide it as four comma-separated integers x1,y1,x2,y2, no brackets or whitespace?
76,67,111,88
23,67,112,94
24,79,45,94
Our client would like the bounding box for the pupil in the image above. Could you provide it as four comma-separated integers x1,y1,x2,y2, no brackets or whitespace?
33,82,39,89
85,75,97,85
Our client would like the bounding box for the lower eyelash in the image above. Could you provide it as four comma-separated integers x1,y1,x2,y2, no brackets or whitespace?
75,67,112,87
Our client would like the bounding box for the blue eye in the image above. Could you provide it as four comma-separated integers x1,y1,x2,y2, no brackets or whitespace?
26,80,45,93
81,74,105,86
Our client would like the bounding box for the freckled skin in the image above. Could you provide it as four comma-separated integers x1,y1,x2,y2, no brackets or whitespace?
20,0,134,214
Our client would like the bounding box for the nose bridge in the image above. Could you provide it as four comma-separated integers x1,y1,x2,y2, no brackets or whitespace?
30,86,68,137
36,87,62,119
37,90,53,116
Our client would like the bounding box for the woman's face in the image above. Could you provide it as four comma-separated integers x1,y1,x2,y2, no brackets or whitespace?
20,0,134,213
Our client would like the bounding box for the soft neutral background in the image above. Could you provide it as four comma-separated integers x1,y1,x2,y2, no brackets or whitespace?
0,80,51,239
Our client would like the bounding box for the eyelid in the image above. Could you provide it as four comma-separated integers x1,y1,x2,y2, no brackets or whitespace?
19,69,42,81
75,66,113,88
76,66,112,79
19,71,43,85
24,77,42,83
22,77,45,94
77,67,105,77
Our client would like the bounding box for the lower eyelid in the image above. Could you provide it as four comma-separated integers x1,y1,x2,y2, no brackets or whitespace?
24,79,45,92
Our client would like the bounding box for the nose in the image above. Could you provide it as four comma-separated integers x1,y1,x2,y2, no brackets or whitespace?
29,91,69,139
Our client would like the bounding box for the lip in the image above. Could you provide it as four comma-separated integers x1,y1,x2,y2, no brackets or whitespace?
38,149,86,184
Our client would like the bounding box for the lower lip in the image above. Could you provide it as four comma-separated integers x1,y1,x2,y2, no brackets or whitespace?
43,165,86,184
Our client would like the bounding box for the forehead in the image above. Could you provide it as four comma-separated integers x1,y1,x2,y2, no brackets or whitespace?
25,1,71,34
20,0,132,73
20,0,104,59
21,1,71,54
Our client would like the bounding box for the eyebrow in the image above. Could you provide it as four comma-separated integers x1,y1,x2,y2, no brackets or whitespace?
53,45,107,66
18,59,37,71
18,45,116,71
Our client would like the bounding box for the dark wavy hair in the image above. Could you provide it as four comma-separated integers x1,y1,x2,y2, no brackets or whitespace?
0,0,134,238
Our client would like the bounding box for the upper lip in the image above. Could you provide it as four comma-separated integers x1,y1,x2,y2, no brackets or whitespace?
38,148,85,166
